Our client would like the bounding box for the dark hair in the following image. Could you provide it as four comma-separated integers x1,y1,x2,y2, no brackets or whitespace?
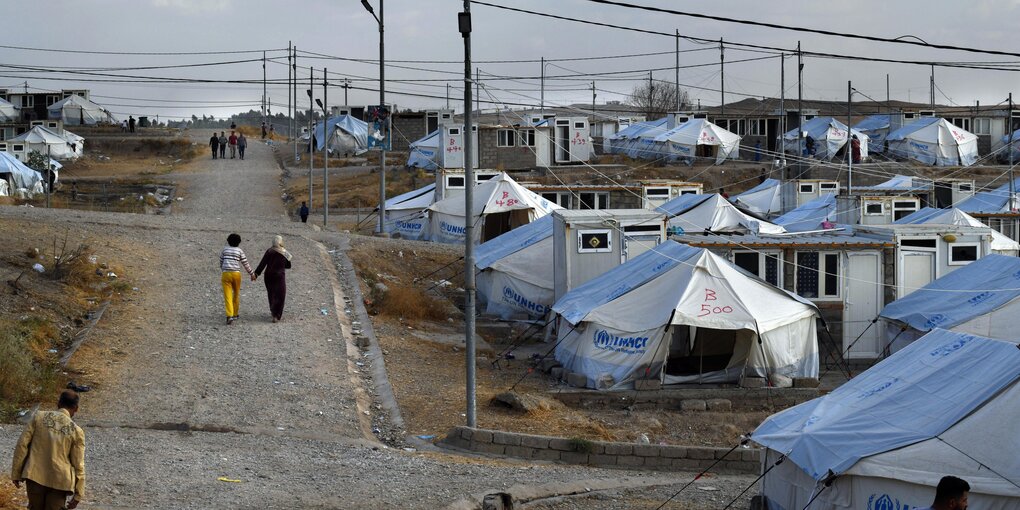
227,233,241,247
58,390,80,409
934,476,970,503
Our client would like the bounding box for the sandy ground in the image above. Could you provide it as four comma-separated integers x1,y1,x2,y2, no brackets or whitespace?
0,131,759,509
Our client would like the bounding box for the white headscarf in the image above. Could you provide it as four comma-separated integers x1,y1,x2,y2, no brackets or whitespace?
272,235,292,261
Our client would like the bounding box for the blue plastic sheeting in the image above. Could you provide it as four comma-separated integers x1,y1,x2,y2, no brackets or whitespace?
475,215,553,270
313,115,369,151
879,254,1020,331
886,116,941,140
553,241,702,325
773,194,835,232
956,177,1020,213
654,192,712,216
893,207,946,224
853,114,890,132
385,183,435,209
752,328,1020,480
732,178,779,199
407,130,439,170
607,118,667,140
0,152,42,189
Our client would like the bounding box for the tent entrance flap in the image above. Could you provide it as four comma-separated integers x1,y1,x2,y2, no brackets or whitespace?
481,210,532,243
663,326,751,383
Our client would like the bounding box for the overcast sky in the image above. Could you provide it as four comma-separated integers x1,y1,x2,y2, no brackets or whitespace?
4,0,1020,122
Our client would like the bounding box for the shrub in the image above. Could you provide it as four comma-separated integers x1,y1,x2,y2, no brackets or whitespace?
0,318,62,422
376,284,450,322
568,437,595,454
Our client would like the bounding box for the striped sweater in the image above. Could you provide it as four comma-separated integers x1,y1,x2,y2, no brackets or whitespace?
220,246,254,275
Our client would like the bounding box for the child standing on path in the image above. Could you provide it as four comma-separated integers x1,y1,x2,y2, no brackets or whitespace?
219,233,256,325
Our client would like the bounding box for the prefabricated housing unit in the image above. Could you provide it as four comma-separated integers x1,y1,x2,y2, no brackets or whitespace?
434,167,501,201
553,209,667,300
436,123,479,170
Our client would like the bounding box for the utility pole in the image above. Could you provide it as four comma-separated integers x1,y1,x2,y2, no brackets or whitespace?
780,52,785,166
1010,93,1015,212
262,51,267,125
46,145,51,208
446,83,450,109
475,68,480,116
288,41,292,143
308,66,314,215
797,41,804,164
323,68,329,227
591,81,596,119
540,56,545,115
458,0,477,428
293,46,299,164
886,74,890,116
719,38,725,116
930,65,935,110
648,70,653,118
342,79,351,106
675,29,680,111
379,0,387,236
847,81,853,192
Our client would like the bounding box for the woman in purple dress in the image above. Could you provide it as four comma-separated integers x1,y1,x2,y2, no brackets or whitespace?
254,235,293,322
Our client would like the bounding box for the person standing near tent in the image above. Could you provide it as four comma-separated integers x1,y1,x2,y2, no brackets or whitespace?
237,133,247,160
851,135,862,164
209,132,220,159
261,121,267,139
218,132,227,159
10,390,86,510
299,201,309,223
254,235,293,323
219,233,255,325
805,136,816,157
128,116,135,133
228,131,238,159
918,476,969,510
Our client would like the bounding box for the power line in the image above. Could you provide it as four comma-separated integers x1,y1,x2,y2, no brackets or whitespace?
0,44,287,56
583,0,1020,58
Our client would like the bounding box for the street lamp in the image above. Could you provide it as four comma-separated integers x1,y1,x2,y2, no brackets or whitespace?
361,0,387,235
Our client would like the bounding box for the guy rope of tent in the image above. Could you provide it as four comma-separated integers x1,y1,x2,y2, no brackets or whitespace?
490,316,555,370
721,453,786,510
819,317,883,379
872,324,910,365
413,256,465,286
507,322,580,392
652,436,752,510
818,324,854,379
800,474,839,510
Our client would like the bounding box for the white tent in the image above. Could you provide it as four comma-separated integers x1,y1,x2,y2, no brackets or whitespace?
427,172,560,244
0,97,19,123
730,178,782,217
894,207,1019,255
552,241,820,389
652,118,741,165
8,126,80,160
853,114,892,152
607,118,667,157
313,115,368,156
0,152,43,194
657,193,786,235
475,215,554,319
773,193,836,232
47,95,115,125
783,117,870,161
0,178,8,197
406,130,439,170
752,329,1020,510
382,183,435,240
886,117,978,166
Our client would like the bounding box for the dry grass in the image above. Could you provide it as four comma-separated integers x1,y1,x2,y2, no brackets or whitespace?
0,474,25,510
375,284,451,322
0,316,64,421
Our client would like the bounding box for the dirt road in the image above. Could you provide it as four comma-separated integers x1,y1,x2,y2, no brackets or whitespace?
0,132,756,509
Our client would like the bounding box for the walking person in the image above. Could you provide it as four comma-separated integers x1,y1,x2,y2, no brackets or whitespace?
128,116,136,133
219,233,255,325
299,201,309,223
237,133,247,160
254,235,293,323
209,132,220,159
218,131,227,159
261,121,267,139
850,134,862,164
228,131,238,159
10,390,86,510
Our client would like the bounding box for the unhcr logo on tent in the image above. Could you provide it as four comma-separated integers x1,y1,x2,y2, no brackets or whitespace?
928,335,974,359
966,291,992,306
867,493,920,510
593,329,649,355
395,220,423,232
439,221,466,235
923,313,950,329
857,378,898,400
501,286,548,315
909,141,929,151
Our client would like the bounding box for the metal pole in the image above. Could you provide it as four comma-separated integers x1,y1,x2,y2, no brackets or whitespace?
288,41,292,142
886,74,890,116
675,29,680,111
308,66,314,214
446,83,450,109
847,80,853,192
930,65,935,110
324,68,329,227
592,81,596,119
719,38,725,116
378,0,387,235
46,145,51,208
475,67,480,116
1010,94,1015,212
797,41,803,161
344,80,350,106
263,51,267,125
461,0,477,428
540,56,545,115
294,46,299,164
780,52,785,166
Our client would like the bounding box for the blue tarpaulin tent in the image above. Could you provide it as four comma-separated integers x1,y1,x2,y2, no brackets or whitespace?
474,215,555,319
313,115,368,154
773,194,836,232
0,152,43,191
752,328,1019,510
956,177,1020,213
407,130,439,170
730,178,782,216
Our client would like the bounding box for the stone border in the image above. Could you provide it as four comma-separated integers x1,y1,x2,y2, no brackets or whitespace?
440,426,758,473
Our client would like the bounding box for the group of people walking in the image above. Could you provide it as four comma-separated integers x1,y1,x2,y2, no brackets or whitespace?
218,233,293,325
209,130,248,160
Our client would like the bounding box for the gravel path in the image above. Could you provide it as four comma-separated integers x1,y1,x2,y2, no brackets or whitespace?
0,132,759,509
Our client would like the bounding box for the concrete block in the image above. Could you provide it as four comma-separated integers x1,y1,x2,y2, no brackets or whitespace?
706,398,732,412
458,427,474,440
643,456,672,468
680,399,707,412
603,443,633,455
560,452,590,464
355,336,371,348
671,458,703,471
660,446,688,458
588,443,606,455
548,438,574,452
616,456,645,467
504,445,536,459
550,367,565,380
588,454,617,466
594,374,615,390
533,449,561,461
474,442,506,455
634,378,662,391
769,374,794,388
715,448,739,460
633,445,660,457
472,430,493,444
540,358,560,373
793,377,820,388
740,376,767,388
741,449,761,462
687,447,716,460
491,431,522,446
442,436,469,450
520,435,550,449
566,372,589,388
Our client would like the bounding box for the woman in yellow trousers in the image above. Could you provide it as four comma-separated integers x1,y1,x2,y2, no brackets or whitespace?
219,233,256,325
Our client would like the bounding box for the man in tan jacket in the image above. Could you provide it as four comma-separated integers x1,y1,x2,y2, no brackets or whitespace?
10,390,85,510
